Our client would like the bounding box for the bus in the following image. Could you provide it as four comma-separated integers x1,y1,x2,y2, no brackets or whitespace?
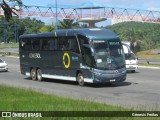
122,42,138,73
19,28,126,86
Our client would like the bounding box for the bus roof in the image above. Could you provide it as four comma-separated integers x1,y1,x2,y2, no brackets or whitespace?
19,28,119,39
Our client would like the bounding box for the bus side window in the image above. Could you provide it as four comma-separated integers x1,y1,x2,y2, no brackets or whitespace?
59,37,68,51
25,40,32,51
42,39,49,50
83,47,93,66
32,39,40,50
68,37,79,53
46,38,58,51
77,35,88,54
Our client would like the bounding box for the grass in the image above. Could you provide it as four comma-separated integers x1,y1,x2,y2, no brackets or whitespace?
0,43,19,56
0,52,19,57
0,85,124,111
137,49,160,60
0,43,19,49
0,85,159,120
138,54,160,60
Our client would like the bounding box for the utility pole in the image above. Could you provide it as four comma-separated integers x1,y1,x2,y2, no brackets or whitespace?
3,22,8,43
14,23,17,43
55,0,58,30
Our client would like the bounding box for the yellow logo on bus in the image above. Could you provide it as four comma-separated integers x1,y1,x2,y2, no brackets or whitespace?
63,53,70,68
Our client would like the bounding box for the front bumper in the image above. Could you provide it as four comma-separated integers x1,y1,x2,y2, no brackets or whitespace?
92,68,126,83
0,66,8,71
126,64,138,71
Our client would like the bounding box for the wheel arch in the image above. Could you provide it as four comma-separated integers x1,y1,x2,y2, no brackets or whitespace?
76,70,83,79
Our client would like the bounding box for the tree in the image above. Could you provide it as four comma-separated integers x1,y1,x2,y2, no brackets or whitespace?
107,21,160,52
0,0,22,22
58,19,79,29
39,25,54,32
0,17,45,43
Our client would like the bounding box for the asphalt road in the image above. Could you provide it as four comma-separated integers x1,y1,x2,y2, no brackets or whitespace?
0,56,160,110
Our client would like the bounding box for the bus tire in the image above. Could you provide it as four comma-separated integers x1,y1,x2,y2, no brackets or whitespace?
31,68,37,81
77,73,85,86
37,69,43,81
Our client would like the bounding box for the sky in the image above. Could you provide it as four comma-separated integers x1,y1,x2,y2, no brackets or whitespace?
21,0,160,26
22,0,160,10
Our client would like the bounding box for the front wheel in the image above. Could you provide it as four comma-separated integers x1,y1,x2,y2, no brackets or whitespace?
77,73,85,86
31,68,37,81
37,69,43,81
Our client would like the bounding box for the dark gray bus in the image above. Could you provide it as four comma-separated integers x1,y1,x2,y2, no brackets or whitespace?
19,28,126,86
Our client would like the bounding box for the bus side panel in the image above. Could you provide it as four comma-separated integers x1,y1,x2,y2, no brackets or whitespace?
40,51,81,80
39,51,93,82
19,50,30,76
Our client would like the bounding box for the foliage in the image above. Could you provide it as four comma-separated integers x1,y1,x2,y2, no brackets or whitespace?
0,16,45,43
0,85,125,111
107,22,160,53
0,0,23,22
0,85,159,120
39,25,54,32
58,19,80,29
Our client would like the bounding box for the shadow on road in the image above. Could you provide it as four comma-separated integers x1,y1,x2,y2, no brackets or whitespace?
24,77,132,88
89,81,132,88
127,71,140,74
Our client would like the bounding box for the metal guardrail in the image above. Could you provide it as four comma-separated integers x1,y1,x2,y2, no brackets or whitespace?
138,58,160,64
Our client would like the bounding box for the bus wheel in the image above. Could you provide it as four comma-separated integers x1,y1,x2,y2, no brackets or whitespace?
77,73,85,86
37,69,43,81
31,69,37,81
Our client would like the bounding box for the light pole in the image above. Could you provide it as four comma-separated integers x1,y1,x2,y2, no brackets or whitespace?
3,22,8,44
55,0,58,30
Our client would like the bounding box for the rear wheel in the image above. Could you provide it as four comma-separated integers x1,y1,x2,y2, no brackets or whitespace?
37,69,43,81
77,73,85,86
31,68,37,81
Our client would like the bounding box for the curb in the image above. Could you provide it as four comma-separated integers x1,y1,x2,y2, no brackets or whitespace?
0,55,19,59
139,66,160,69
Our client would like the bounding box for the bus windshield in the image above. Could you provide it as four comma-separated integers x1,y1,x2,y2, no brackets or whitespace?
125,53,136,60
93,39,125,70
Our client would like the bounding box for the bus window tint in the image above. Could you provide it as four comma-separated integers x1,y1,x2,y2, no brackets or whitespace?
48,39,57,50
58,36,79,53
42,39,49,50
32,39,40,50
42,38,58,51
24,40,32,51
59,37,68,51
77,35,88,51
49,39,57,50
83,47,93,66
125,53,136,60
68,37,79,53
